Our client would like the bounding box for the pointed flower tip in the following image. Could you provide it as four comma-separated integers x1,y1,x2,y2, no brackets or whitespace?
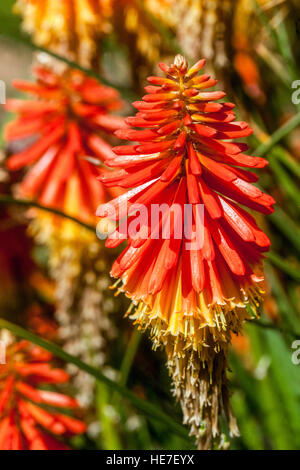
173,54,189,72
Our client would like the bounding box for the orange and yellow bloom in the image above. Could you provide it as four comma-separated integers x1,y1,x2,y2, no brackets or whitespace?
98,55,275,448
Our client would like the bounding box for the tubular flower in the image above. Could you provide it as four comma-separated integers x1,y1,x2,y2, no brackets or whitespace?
0,338,86,450
4,64,124,404
14,0,112,67
97,56,275,448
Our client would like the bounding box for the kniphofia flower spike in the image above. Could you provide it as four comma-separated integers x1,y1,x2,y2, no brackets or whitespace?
5,65,125,224
98,55,275,448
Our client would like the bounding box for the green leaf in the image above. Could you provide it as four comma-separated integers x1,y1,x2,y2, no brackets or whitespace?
269,206,300,255
255,113,300,158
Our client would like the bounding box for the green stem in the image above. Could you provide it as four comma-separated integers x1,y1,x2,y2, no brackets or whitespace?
267,252,300,282
0,195,95,232
119,330,142,388
96,382,122,450
112,330,142,412
255,113,300,157
252,320,300,340
250,0,298,83
250,0,281,51
0,319,190,442
275,150,300,179
269,156,300,209
269,206,300,255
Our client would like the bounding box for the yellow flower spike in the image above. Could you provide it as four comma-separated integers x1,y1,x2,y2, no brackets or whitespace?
14,0,112,67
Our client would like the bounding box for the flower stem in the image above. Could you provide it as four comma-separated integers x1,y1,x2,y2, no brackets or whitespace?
96,382,122,450
0,195,95,232
120,330,142,388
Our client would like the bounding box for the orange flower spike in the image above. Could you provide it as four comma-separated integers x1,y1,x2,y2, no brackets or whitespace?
0,340,86,450
5,66,125,223
98,56,275,448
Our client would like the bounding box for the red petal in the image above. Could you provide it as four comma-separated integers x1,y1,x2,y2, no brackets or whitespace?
198,179,223,218
188,143,202,175
6,117,65,170
209,219,246,276
190,248,205,292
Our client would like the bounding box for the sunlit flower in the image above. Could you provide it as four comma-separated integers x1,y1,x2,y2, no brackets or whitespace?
14,0,112,67
0,338,86,450
98,55,275,448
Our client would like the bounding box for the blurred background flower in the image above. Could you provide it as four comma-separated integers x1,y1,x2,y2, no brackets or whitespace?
14,0,112,68
0,334,86,449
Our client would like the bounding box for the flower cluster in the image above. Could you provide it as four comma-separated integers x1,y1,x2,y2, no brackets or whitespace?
5,65,125,223
98,55,275,447
0,339,86,450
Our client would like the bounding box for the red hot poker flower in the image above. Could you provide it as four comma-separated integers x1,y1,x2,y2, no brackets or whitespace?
5,65,125,223
0,339,86,450
97,55,275,448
